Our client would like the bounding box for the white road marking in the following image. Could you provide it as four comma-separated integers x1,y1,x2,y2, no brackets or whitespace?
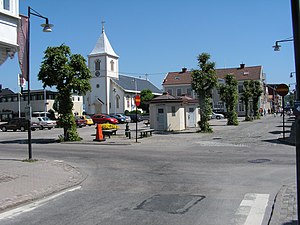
233,193,269,225
0,186,81,220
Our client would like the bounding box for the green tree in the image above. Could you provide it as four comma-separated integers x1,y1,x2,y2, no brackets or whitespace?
219,74,239,125
38,44,91,141
140,89,154,113
250,80,263,119
240,80,252,121
191,53,218,132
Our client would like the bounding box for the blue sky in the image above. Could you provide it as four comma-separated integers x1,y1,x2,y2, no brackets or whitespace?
1,0,296,92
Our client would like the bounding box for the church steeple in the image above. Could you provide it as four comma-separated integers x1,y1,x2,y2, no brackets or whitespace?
89,21,118,58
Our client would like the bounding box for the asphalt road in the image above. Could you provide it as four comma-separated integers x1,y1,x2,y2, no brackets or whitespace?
0,116,296,225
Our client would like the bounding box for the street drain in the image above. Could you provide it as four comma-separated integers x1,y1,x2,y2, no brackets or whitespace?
248,159,271,163
135,194,205,214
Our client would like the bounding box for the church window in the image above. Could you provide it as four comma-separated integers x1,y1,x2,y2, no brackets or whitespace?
96,84,100,88
95,60,100,71
116,95,120,108
110,60,114,71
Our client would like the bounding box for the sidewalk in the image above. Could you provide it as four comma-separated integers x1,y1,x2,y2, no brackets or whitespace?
270,115,297,225
0,159,86,213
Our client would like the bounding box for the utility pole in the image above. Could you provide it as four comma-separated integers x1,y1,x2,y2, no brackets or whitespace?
290,0,300,223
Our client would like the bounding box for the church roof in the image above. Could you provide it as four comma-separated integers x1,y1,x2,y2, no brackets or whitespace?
89,28,118,58
112,75,162,95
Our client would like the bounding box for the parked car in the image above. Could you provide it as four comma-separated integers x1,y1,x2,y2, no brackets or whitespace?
210,112,225,120
31,117,41,131
36,117,57,130
0,117,29,132
128,114,143,122
75,116,87,128
109,114,127,124
92,114,118,124
81,115,94,126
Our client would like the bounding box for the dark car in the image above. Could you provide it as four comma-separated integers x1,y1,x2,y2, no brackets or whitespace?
109,114,126,124
92,114,118,124
129,114,143,122
75,116,87,128
0,118,29,132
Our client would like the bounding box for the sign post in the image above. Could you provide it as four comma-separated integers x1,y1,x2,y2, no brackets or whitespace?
135,95,141,143
276,84,289,139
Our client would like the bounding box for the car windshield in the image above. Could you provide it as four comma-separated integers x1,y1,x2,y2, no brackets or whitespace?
85,115,91,119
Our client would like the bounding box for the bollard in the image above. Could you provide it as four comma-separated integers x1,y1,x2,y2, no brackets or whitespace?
125,122,131,139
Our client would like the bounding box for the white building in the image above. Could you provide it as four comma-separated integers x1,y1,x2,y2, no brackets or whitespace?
84,23,162,115
0,0,19,65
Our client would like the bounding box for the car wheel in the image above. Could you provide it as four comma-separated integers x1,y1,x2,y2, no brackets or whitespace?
48,127,52,130
31,128,36,131
20,126,25,132
2,127,7,132
40,126,44,130
216,116,221,120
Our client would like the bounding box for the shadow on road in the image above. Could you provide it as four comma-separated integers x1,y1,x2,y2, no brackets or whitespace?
0,138,58,144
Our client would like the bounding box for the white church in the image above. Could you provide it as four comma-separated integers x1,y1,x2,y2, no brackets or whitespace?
84,23,162,115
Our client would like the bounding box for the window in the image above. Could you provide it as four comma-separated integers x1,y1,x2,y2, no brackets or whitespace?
96,84,100,88
171,106,176,116
176,88,182,96
95,59,100,71
78,97,80,101
116,95,120,108
238,85,243,93
167,89,172,95
3,0,10,10
110,60,114,71
187,88,192,97
158,108,164,114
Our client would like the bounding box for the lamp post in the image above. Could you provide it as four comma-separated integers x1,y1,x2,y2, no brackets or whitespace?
290,0,300,223
272,37,294,51
26,7,53,159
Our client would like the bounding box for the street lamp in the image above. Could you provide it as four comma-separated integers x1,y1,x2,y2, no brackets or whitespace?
272,37,294,51
26,7,53,159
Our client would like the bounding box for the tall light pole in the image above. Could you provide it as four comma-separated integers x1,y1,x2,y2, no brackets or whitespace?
26,7,53,160
290,0,300,223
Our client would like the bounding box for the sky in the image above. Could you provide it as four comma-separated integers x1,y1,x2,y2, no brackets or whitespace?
1,0,297,93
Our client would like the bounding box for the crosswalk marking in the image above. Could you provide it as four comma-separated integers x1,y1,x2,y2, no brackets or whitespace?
233,193,269,225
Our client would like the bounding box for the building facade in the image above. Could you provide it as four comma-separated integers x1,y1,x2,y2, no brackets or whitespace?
0,88,83,120
162,64,270,116
0,0,19,65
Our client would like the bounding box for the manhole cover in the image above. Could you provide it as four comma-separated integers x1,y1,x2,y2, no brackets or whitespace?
248,159,271,163
135,194,205,214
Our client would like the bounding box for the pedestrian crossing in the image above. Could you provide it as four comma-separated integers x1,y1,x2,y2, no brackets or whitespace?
232,193,270,225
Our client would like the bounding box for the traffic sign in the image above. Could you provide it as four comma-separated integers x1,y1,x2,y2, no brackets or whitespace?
294,101,300,116
276,84,289,96
135,95,141,107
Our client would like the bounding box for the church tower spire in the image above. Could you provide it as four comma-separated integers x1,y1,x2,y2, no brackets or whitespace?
101,20,105,33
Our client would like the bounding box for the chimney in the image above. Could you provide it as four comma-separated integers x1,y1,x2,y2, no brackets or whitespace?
240,63,245,69
181,67,187,73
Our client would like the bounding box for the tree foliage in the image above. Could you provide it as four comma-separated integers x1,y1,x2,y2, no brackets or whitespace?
191,53,218,132
219,74,239,125
38,44,91,141
249,80,263,119
240,80,252,121
140,89,154,113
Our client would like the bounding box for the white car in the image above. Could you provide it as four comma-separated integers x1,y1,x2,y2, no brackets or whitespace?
210,112,225,120
36,117,57,130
